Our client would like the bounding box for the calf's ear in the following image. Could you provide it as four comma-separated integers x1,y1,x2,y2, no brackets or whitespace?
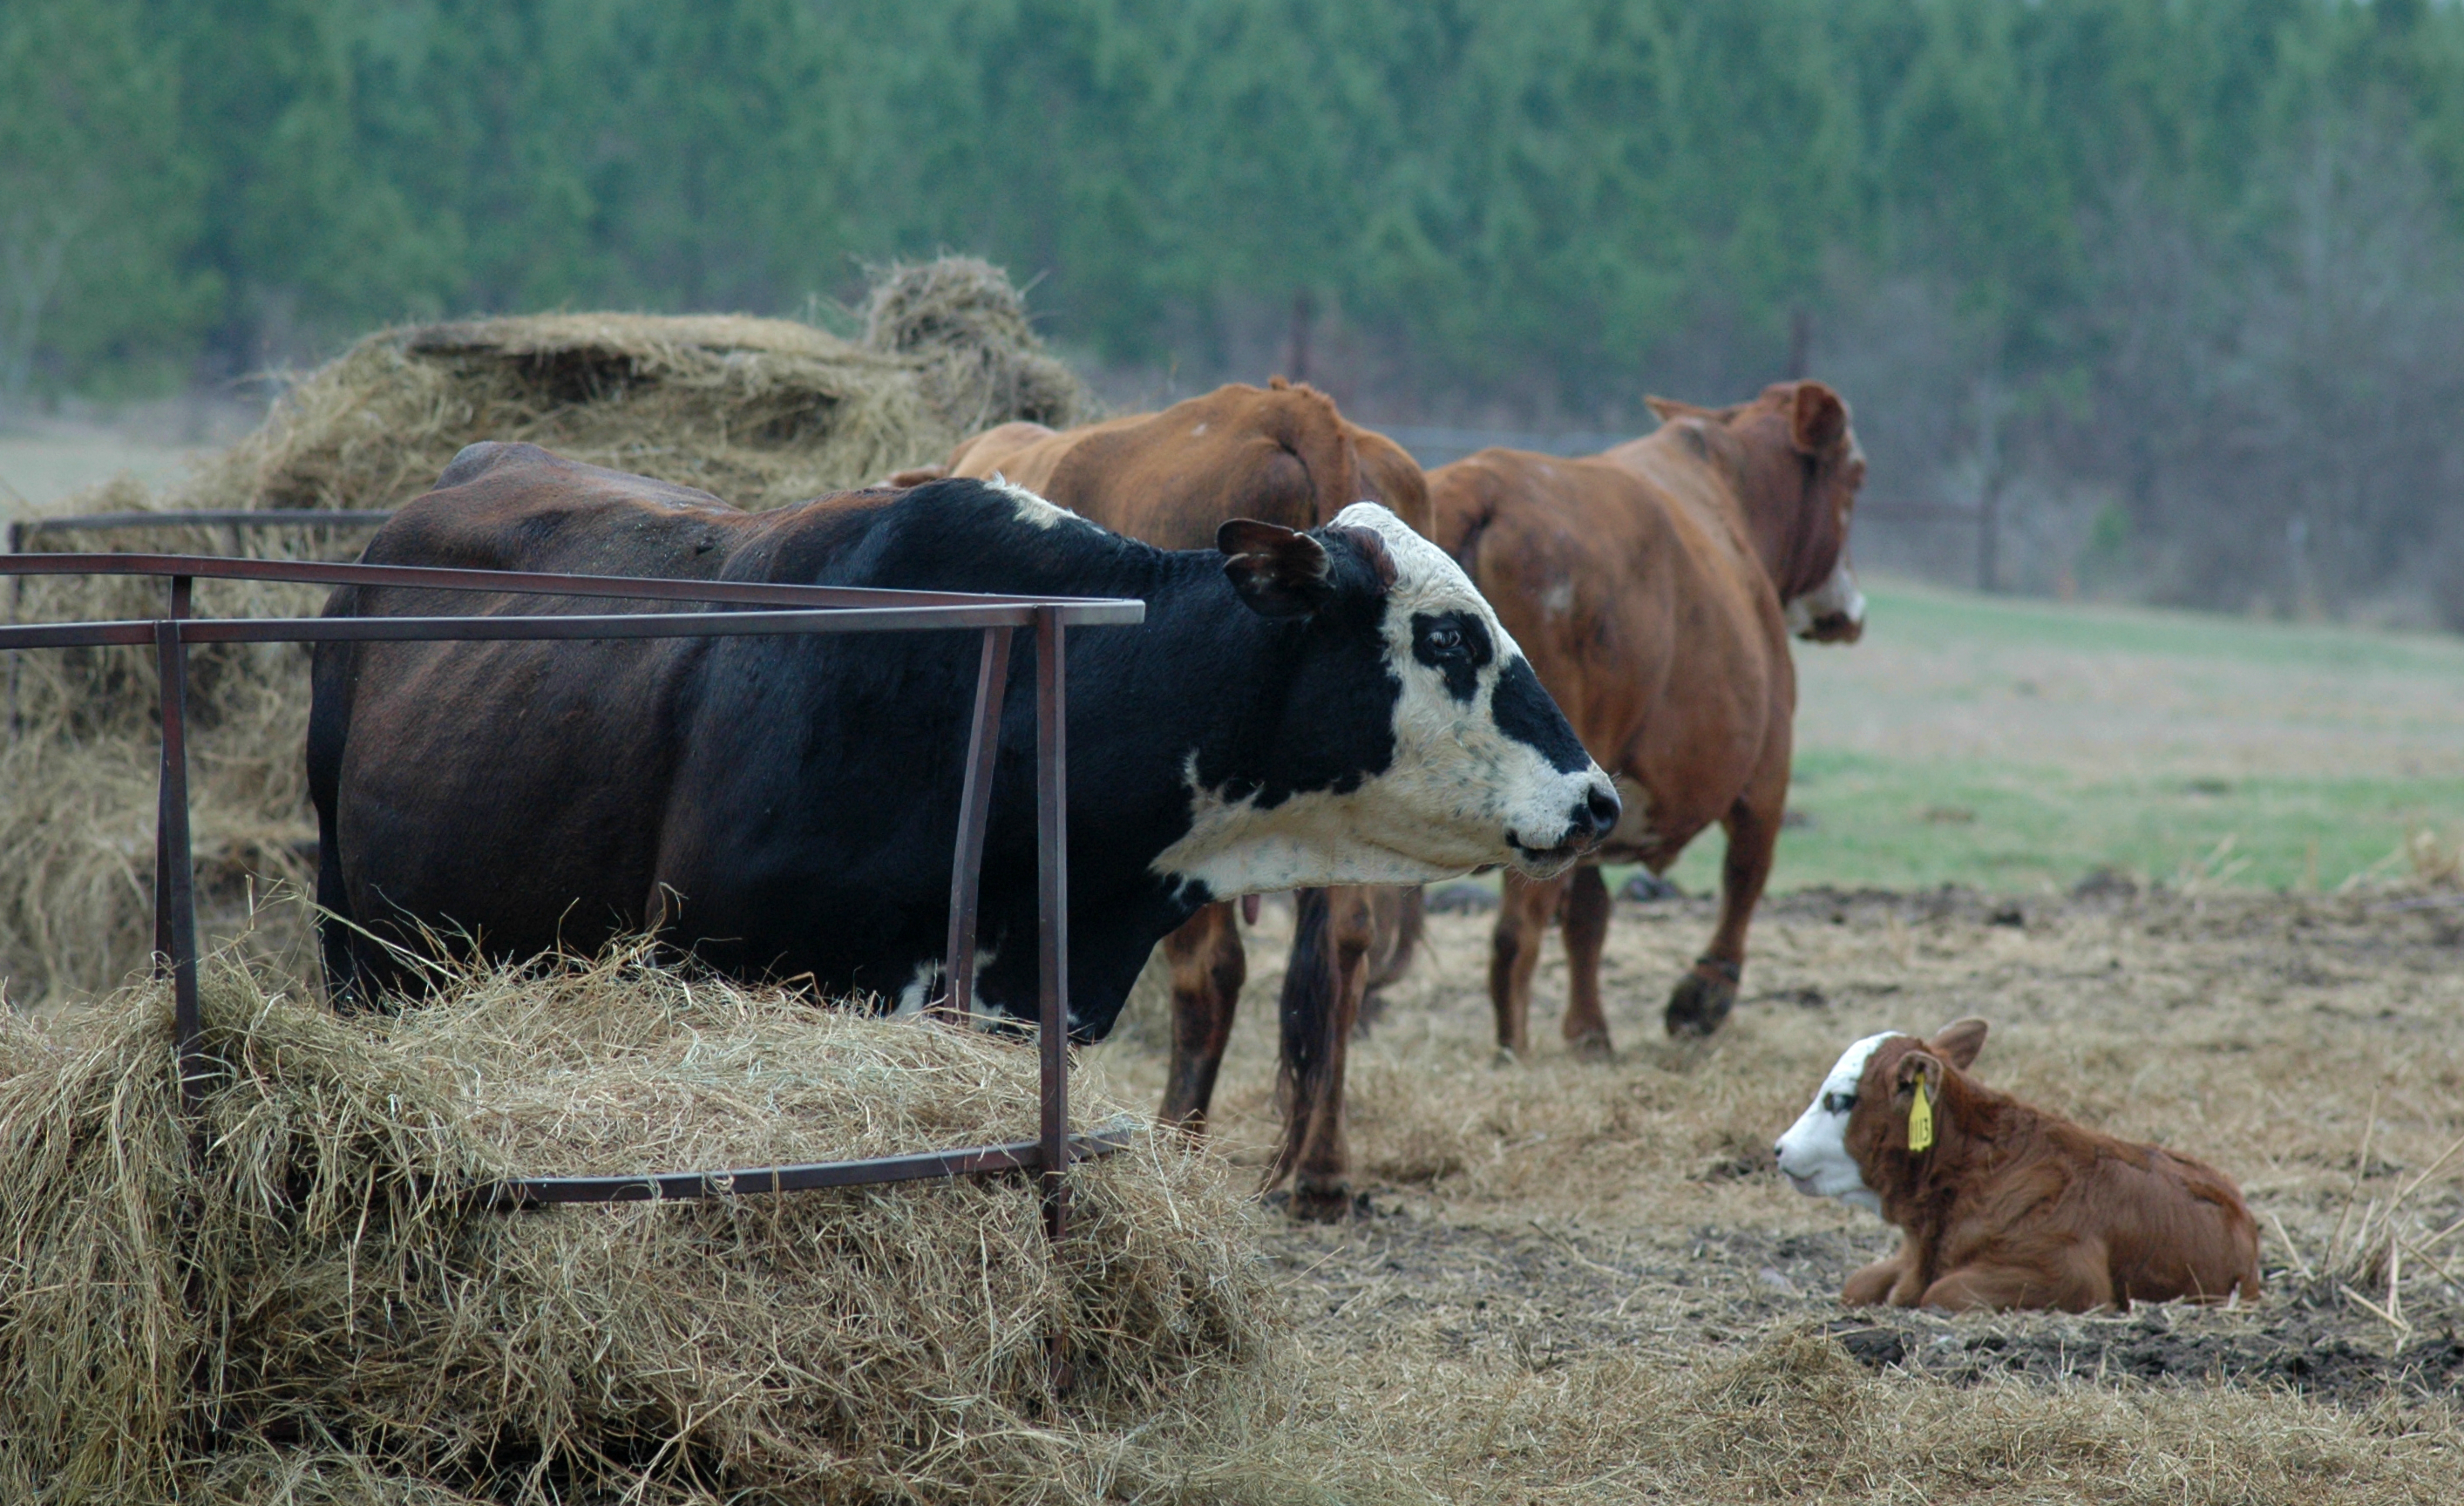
1931,1017,1988,1070
1790,382,1850,454
1219,519,1334,620
1895,1049,1944,1101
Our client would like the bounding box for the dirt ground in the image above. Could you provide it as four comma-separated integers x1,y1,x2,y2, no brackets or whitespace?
1083,880,2464,1501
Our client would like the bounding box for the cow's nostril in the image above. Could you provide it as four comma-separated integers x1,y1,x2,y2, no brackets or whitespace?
1572,784,1619,841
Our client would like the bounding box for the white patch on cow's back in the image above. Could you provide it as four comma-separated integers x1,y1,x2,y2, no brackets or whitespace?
986,473,1086,531
1150,504,1619,896
1189,421,1208,437
1775,1031,1898,1217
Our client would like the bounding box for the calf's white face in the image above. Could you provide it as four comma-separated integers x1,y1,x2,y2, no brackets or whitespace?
1151,501,1620,898
1774,1031,1896,1217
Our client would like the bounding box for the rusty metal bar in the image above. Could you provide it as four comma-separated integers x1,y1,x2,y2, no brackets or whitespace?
0,551,1144,619
0,603,1118,653
1035,606,1070,1245
153,611,204,1122
938,626,1013,1021
473,1117,1137,1209
150,577,192,973
12,510,395,538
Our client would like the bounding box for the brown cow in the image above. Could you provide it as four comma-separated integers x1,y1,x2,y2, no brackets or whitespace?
1775,1021,2264,1312
906,379,1433,1220
1431,381,1867,1051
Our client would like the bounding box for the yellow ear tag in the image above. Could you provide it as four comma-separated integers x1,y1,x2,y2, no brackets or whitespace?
1907,1079,1935,1153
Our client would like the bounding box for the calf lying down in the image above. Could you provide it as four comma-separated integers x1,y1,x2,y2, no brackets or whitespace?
1774,1020,2261,1312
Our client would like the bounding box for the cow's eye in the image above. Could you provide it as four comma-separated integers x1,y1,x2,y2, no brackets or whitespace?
1823,1090,1856,1114
1424,624,1465,656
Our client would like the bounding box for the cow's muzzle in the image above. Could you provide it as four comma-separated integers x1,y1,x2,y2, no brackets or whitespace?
1799,611,1864,644
1508,778,1620,872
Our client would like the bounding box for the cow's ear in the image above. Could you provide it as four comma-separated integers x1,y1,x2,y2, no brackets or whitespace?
1931,1017,1987,1071
1790,382,1849,454
1219,519,1333,619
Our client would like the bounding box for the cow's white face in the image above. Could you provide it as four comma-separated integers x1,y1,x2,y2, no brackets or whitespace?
1786,559,1866,642
1775,1031,1896,1217
1151,502,1619,898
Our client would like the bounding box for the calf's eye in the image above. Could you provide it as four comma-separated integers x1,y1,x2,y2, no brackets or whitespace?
1823,1090,1856,1114
1425,625,1463,655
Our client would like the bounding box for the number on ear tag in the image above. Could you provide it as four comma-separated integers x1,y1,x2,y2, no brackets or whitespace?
1907,1079,1934,1153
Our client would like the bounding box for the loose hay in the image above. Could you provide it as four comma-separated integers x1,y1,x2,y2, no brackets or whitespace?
0,946,1278,1506
2,258,1090,1003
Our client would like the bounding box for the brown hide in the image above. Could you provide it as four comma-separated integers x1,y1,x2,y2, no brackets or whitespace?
1430,380,1863,1049
934,378,1431,544
1842,1022,2263,1313
923,380,1431,1222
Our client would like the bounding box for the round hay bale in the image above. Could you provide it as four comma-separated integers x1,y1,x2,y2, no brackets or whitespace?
166,257,1089,519
0,947,1278,1505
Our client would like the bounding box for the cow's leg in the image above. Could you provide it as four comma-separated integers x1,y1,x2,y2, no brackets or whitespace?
1665,786,1782,1039
1353,885,1425,1038
1273,886,1376,1221
1920,1252,2112,1314
1558,865,1614,1060
1842,1238,1916,1306
1489,871,1564,1060
1158,902,1246,1134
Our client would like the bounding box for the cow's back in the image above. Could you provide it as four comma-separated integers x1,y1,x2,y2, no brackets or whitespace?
948,381,1428,546
310,443,845,976
1431,445,1787,860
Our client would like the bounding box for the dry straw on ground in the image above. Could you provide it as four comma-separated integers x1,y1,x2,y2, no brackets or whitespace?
0,943,1280,1506
1,257,1087,1002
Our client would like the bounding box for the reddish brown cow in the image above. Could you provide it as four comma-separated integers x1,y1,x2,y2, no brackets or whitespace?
1775,1021,2264,1312
1431,381,1866,1051
905,379,1432,1220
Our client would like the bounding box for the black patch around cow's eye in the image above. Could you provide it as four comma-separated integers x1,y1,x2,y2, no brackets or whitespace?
1823,1090,1857,1114
1412,610,1492,702
1489,655,1592,773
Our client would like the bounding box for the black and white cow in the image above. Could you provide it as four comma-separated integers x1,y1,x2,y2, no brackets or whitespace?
309,442,1618,1038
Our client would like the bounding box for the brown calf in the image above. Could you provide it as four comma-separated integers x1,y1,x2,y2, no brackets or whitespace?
1775,1020,2263,1312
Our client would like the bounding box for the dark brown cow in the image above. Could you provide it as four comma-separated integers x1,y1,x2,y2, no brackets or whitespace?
1775,1021,2264,1312
1431,381,1867,1051
907,379,1432,1219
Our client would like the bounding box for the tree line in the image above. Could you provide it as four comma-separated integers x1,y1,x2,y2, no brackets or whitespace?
6,0,2462,620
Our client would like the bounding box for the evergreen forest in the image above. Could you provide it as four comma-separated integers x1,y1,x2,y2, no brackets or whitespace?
6,0,2462,614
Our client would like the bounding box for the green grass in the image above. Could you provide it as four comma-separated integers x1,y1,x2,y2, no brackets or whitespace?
1653,751,2464,896
1647,580,2464,896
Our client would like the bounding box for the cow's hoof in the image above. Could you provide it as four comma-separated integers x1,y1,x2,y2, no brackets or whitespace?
1567,1030,1616,1063
1491,1046,1522,1068
1285,1180,1357,1224
1664,967,1739,1038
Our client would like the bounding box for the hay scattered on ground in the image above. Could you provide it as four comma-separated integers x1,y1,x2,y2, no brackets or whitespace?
0,942,1280,1506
